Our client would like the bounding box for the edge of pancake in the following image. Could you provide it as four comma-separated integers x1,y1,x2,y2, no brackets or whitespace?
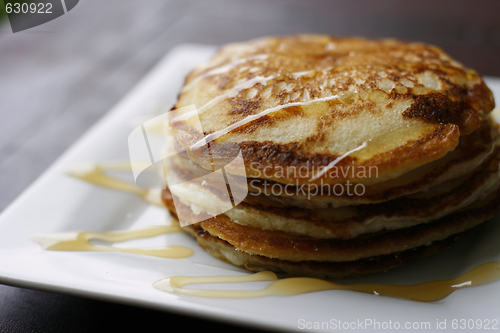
163,184,500,262
169,117,498,208
164,135,500,239
183,222,468,279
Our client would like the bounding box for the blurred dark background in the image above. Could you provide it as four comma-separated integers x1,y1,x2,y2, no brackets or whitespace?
0,1,499,332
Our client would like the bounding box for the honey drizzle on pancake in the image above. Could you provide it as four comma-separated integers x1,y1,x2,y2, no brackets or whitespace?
32,163,500,301
186,92,351,151
309,141,368,181
172,59,346,151
181,54,270,93
32,225,193,258
154,261,500,301
175,55,335,124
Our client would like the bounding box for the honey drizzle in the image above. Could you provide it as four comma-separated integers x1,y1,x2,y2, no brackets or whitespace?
154,261,500,301
32,225,193,258
66,163,164,207
43,163,500,301
180,54,269,92
188,93,342,150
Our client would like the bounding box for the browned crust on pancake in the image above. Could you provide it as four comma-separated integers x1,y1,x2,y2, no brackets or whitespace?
400,79,494,135
182,222,468,279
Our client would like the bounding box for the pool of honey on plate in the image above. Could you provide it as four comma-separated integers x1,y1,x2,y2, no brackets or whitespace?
32,162,500,301
153,261,500,301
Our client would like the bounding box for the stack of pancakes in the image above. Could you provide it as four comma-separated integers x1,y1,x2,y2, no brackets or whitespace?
161,35,499,278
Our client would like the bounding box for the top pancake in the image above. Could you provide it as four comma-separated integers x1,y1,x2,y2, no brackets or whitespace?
170,35,495,186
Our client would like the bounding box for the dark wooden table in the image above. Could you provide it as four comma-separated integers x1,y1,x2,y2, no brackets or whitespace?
1,0,499,331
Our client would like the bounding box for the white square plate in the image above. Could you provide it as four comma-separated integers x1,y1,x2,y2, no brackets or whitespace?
1,45,500,332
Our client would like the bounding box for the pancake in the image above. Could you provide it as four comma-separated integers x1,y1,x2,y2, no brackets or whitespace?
170,35,494,187
159,35,499,278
